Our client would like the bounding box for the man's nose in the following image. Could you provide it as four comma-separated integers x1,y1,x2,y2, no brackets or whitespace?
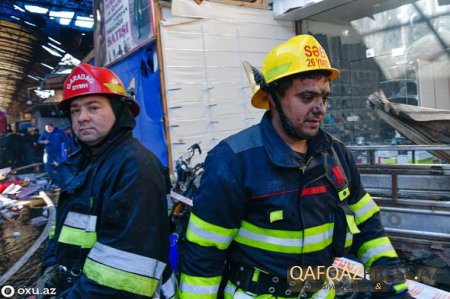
77,107,90,122
311,99,325,114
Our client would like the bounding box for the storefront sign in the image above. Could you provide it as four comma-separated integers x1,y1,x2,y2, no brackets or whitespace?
94,0,155,66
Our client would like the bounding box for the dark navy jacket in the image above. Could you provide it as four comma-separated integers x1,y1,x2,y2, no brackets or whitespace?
44,132,176,298
180,111,402,298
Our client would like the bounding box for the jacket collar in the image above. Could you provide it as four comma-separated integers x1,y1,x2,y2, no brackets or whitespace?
259,111,332,167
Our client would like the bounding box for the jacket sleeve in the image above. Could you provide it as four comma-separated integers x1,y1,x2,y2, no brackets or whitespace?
180,142,245,299
66,153,176,299
338,145,409,297
37,133,46,145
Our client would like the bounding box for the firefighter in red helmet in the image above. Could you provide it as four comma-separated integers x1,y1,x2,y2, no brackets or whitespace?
37,64,176,298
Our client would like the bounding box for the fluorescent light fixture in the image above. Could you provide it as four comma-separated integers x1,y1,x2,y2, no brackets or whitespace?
42,45,63,57
35,89,54,99
48,37,61,45
13,5,25,12
47,42,65,53
49,10,74,19
11,16,21,21
75,16,94,28
57,69,73,74
49,11,74,25
40,62,54,70
25,5,49,14
59,18,72,25
59,53,81,66
24,21,37,27
27,74,40,81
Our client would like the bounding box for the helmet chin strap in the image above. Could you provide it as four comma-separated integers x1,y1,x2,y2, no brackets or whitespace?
266,87,306,140
252,64,306,140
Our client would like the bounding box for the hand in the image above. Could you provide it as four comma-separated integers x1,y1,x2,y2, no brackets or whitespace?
43,140,50,145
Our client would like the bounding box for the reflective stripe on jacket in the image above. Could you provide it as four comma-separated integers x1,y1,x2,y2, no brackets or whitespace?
180,111,399,298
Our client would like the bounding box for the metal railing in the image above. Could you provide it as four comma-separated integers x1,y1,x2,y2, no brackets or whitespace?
347,144,450,166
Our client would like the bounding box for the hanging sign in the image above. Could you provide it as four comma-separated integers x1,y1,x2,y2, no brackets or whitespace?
94,0,155,66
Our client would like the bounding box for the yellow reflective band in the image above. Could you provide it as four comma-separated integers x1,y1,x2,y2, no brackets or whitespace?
303,223,334,253
350,193,380,225
338,187,350,201
186,213,238,250
58,226,96,248
265,63,292,82
49,225,55,240
310,280,335,299
357,236,398,267
224,281,236,299
346,215,361,234
84,258,158,297
393,282,408,293
234,221,333,254
270,210,283,223
345,232,353,248
179,273,221,299
103,82,126,94
252,269,260,282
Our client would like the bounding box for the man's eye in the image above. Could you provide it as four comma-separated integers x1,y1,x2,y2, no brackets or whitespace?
70,109,80,114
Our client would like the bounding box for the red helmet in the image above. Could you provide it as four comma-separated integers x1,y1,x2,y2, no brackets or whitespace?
61,63,140,117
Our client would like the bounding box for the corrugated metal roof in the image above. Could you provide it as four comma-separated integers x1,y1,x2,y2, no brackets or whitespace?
0,0,94,116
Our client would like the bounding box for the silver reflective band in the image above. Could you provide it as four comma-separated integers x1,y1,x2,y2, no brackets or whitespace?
64,211,97,232
180,282,220,294
188,221,234,245
237,228,302,247
314,281,334,299
161,272,177,299
346,232,353,244
88,242,166,279
224,283,236,296
361,243,395,264
303,228,333,246
353,198,377,219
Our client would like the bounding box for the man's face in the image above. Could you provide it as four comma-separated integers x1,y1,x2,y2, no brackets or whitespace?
45,125,54,133
70,95,116,147
274,77,330,139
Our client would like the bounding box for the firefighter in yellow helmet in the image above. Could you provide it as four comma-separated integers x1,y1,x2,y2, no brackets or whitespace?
180,35,412,298
37,64,176,298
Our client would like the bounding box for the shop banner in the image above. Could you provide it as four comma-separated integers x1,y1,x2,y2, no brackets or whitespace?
94,0,155,66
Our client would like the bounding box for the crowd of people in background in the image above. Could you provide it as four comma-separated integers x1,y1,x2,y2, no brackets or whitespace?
0,124,78,186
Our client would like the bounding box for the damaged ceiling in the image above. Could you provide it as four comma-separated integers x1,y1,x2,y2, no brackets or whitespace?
0,0,94,117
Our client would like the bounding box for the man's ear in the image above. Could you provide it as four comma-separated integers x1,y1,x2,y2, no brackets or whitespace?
267,93,275,111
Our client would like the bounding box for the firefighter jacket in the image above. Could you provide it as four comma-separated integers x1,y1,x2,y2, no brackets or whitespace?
180,112,407,299
43,131,176,298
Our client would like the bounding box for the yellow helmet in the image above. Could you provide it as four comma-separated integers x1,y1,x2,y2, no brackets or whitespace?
250,34,340,109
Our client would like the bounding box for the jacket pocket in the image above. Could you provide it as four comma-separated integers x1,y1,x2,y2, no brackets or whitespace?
332,205,360,257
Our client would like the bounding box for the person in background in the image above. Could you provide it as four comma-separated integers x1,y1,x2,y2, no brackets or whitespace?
62,128,78,162
37,63,176,298
5,127,24,168
0,131,7,168
38,123,68,186
180,35,412,299
33,128,45,163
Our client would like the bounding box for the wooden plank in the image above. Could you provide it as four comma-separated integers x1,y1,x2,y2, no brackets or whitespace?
155,1,174,172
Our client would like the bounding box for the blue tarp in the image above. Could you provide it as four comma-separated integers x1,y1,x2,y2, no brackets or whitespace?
108,42,168,166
